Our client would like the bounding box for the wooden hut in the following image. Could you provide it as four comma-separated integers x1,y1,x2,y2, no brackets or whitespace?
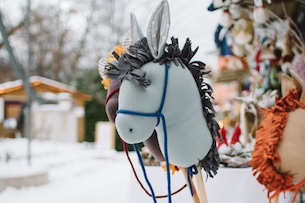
0,76,92,142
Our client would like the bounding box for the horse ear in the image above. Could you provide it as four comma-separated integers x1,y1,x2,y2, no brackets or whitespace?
130,13,144,45
281,73,297,98
122,31,131,50
146,0,170,59
290,69,305,102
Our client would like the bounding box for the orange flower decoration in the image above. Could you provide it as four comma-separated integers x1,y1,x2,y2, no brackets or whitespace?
161,163,180,175
107,45,128,62
100,45,128,89
101,78,111,90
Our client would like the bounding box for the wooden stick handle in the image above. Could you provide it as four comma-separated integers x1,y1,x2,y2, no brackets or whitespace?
182,168,200,203
195,166,208,203
270,193,279,203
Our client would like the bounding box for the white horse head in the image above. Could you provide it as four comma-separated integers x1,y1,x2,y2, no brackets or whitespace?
104,0,220,171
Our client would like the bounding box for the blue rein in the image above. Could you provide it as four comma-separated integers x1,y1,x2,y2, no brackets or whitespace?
117,63,170,203
116,63,196,203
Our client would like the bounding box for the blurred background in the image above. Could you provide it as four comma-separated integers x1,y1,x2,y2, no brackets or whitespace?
0,0,305,202
0,0,220,147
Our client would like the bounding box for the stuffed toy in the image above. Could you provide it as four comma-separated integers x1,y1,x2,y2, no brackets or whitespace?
230,4,254,57
214,9,234,57
253,0,270,25
214,8,249,71
98,41,165,163
254,37,283,95
101,1,220,202
251,69,305,203
235,92,259,148
107,0,220,172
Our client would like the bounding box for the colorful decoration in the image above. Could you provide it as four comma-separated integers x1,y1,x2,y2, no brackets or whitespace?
98,45,128,90
251,70,305,202
209,1,305,202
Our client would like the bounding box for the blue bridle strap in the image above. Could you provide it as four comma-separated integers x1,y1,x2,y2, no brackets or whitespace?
116,63,172,203
133,143,157,203
187,165,198,196
116,110,163,127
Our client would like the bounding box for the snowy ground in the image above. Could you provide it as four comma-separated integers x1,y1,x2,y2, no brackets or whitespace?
0,138,136,203
1,138,303,203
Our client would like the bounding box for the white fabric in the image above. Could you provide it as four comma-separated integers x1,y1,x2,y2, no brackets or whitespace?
116,63,212,168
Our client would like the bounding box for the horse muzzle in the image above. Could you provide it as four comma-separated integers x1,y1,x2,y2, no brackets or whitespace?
115,113,158,144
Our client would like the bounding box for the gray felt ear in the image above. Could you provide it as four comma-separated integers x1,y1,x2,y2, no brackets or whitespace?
130,13,144,45
147,0,170,59
122,31,131,49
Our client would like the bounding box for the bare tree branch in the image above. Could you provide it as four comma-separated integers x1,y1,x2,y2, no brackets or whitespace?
0,19,25,48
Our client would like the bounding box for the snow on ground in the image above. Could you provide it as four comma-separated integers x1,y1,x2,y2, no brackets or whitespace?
0,138,137,203
0,138,301,203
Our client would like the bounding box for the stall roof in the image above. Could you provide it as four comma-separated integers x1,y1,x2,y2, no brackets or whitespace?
0,76,92,101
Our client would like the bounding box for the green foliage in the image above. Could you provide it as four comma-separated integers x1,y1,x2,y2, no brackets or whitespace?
73,67,107,142
74,68,106,103
84,98,108,142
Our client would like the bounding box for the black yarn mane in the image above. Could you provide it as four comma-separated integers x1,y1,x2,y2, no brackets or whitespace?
104,37,153,87
104,36,220,177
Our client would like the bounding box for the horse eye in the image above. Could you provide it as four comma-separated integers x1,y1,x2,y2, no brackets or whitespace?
129,128,133,133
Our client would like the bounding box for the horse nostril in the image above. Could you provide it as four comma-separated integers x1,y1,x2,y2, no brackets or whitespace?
129,128,133,133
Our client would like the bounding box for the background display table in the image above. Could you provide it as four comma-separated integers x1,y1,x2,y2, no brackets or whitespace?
128,166,268,203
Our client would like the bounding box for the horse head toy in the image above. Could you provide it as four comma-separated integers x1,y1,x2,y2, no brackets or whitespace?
102,1,220,202
235,92,259,149
251,69,305,203
99,43,165,162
